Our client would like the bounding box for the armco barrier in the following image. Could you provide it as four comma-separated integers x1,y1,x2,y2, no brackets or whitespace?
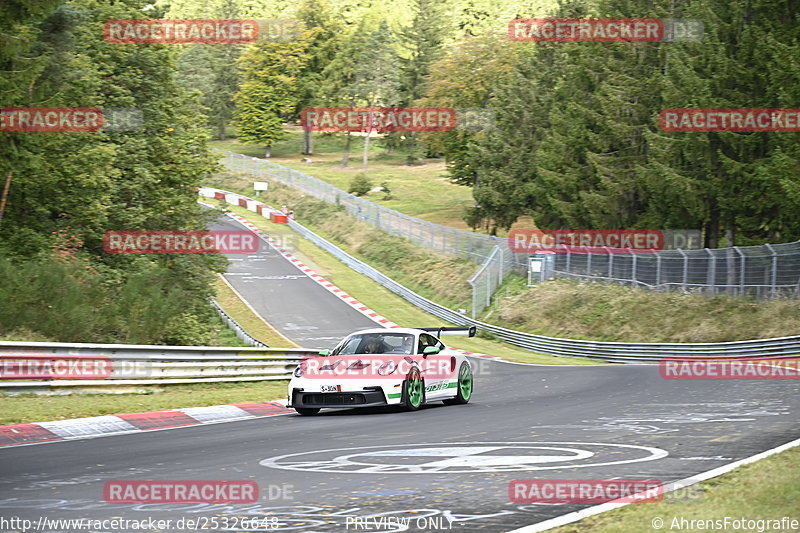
201,187,800,363
210,298,268,348
0,341,316,392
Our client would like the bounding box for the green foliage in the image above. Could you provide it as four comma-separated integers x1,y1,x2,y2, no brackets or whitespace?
348,173,373,196
444,0,800,244
234,27,316,155
0,0,230,344
0,254,221,344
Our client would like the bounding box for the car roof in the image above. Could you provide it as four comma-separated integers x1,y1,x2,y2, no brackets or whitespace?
347,328,423,336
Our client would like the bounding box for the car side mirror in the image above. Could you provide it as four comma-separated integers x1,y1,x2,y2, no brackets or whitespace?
423,346,440,356
318,349,330,356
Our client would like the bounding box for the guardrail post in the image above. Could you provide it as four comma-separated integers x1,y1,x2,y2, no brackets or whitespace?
607,248,614,279
631,250,637,287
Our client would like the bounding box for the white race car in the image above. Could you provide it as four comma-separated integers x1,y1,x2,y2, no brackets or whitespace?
287,326,476,415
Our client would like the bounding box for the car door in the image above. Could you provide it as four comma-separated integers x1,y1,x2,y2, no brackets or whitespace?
417,334,448,398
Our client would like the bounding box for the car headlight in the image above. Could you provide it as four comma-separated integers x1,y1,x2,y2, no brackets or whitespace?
377,360,397,375
293,365,303,378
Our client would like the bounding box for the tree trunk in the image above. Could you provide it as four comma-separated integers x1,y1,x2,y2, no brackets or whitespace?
362,131,371,171
265,146,271,158
302,130,312,155
341,132,351,167
0,170,12,227
705,198,719,248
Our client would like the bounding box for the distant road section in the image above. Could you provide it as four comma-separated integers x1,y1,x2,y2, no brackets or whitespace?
210,215,379,348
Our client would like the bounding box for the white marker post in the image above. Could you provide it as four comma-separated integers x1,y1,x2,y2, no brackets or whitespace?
254,181,268,197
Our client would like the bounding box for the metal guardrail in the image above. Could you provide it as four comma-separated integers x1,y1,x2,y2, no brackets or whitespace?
0,341,316,391
210,298,268,348
218,149,800,300
216,149,507,266
279,205,800,363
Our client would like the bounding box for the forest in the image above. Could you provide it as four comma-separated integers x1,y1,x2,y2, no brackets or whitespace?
1,0,797,342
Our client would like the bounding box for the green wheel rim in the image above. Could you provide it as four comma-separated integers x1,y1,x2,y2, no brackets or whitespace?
408,375,423,407
459,364,473,400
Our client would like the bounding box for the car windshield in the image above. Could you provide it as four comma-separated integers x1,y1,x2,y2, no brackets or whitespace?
332,333,416,355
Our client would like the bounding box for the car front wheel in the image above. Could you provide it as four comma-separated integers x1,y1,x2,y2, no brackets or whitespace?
402,368,424,411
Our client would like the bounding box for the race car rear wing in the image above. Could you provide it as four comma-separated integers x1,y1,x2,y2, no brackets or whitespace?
418,326,477,338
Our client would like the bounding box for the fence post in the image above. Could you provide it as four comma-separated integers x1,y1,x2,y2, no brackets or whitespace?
631,250,637,287
734,246,745,296
706,248,715,294
498,246,504,285
765,244,778,298
678,248,688,290
608,248,614,279
656,254,662,287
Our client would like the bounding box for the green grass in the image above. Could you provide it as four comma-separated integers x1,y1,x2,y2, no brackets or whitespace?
206,172,477,310
490,278,800,342
211,126,477,230
0,381,288,425
212,200,597,365
213,275,299,348
549,444,800,533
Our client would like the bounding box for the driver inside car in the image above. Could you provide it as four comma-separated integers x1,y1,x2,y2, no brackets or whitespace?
361,337,386,354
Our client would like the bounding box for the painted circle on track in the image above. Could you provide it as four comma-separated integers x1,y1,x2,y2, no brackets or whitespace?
259,441,668,474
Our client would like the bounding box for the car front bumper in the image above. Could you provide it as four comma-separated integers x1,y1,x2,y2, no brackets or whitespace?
289,387,389,409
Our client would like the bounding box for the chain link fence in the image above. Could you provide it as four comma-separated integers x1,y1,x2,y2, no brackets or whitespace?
218,149,526,317
218,150,513,265
468,245,522,318
217,150,799,303
551,241,800,298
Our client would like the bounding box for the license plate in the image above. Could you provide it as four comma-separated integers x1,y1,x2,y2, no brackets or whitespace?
321,385,339,392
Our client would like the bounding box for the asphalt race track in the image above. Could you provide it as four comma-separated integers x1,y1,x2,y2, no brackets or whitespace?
1,214,798,532
1,362,798,531
210,215,378,348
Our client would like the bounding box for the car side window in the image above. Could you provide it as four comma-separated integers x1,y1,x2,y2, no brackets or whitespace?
418,334,440,353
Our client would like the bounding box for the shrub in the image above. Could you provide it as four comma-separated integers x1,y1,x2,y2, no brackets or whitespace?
348,173,373,196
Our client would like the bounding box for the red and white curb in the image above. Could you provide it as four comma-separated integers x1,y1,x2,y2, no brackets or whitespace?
199,189,398,329
199,189,500,361
0,400,293,449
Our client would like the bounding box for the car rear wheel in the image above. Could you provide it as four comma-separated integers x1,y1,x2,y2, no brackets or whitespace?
295,407,320,416
443,362,472,405
402,368,424,411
